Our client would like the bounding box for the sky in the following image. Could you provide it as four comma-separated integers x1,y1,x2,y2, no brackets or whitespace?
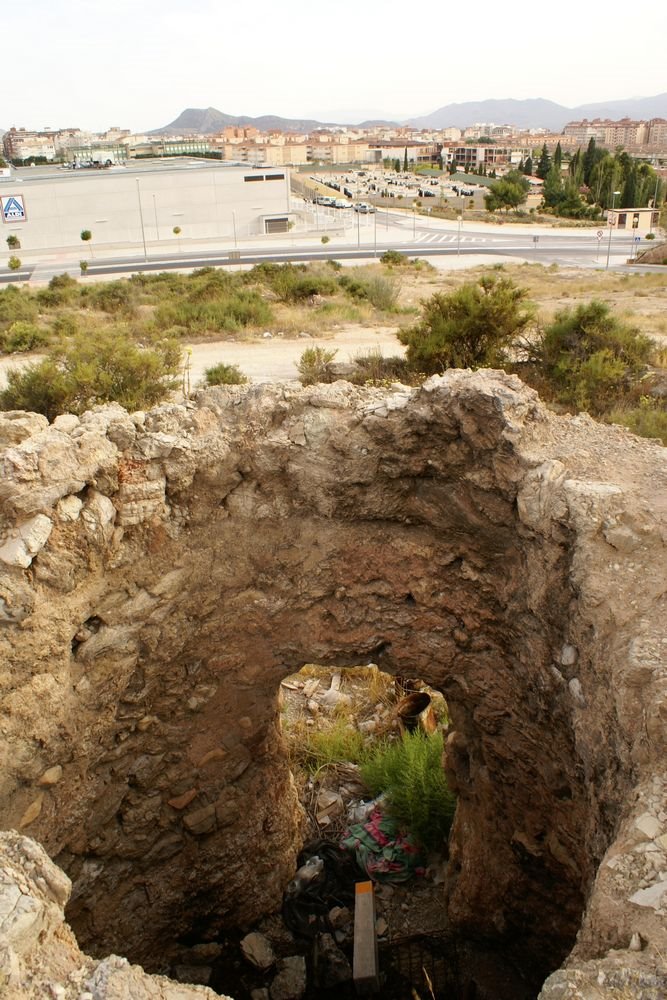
6,0,667,132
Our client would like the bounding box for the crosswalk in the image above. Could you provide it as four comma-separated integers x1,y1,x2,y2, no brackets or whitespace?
412,232,488,244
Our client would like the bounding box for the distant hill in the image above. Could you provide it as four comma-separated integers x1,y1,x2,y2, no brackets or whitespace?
152,93,667,136
152,107,335,135
573,93,667,122
409,99,569,131
408,94,667,131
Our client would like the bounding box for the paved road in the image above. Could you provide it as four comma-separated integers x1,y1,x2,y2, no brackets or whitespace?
0,211,655,285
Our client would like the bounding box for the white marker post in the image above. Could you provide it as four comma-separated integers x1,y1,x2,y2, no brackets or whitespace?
353,881,380,994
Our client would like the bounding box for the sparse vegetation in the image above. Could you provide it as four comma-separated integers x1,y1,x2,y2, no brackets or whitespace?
0,321,49,354
203,362,249,386
361,730,456,852
0,329,181,420
296,345,337,385
398,274,533,374
533,300,655,414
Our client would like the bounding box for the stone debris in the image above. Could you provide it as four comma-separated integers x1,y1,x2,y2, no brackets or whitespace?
241,931,276,970
270,955,307,1000
314,932,352,986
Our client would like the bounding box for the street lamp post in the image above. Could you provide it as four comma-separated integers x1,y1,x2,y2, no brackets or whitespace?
135,179,148,261
457,214,462,256
605,190,621,270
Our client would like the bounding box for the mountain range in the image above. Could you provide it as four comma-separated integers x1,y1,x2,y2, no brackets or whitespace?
153,94,667,135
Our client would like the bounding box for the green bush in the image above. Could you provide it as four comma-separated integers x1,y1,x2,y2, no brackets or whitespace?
352,348,409,385
155,290,272,334
36,273,79,307
0,321,50,354
363,275,401,311
203,362,249,386
52,313,80,337
537,300,654,414
268,264,338,303
296,345,337,385
381,250,406,266
0,287,38,328
83,280,135,315
0,328,181,420
399,274,533,374
7,256,21,272
361,730,456,852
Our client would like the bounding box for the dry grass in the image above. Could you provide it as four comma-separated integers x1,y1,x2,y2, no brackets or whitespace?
389,262,667,344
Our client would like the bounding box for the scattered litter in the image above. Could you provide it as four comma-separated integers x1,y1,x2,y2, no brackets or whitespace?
282,841,361,939
316,788,344,827
302,678,320,699
341,806,426,883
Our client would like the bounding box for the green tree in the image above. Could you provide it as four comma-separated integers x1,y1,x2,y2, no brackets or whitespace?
398,274,533,374
394,158,401,173
582,137,603,187
80,229,93,258
485,172,529,213
7,256,21,271
536,143,551,180
554,141,562,172
403,148,409,172
0,328,181,420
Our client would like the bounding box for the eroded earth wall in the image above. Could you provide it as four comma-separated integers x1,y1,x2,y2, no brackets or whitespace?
0,372,666,999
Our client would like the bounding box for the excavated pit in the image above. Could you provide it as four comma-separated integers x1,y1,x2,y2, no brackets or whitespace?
1,372,666,999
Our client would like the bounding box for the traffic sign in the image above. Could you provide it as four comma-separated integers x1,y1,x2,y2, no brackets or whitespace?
634,236,641,242
607,212,616,226
596,230,604,241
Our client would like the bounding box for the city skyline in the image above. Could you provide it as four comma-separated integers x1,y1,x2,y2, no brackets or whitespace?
7,0,667,133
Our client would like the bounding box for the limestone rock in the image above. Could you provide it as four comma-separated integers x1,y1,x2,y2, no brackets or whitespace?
0,831,231,999
0,514,52,568
0,410,49,447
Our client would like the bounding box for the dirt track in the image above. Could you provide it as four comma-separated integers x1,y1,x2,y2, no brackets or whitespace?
0,324,405,391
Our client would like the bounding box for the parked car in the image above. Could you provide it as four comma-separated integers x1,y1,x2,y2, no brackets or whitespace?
353,203,375,213
315,196,336,206
333,199,352,209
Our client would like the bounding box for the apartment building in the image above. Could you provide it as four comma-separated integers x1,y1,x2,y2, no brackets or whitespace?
563,117,666,148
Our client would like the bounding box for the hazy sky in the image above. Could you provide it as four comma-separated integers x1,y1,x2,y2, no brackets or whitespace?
7,0,667,131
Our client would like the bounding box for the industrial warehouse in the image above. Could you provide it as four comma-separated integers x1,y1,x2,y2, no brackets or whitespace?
0,159,293,252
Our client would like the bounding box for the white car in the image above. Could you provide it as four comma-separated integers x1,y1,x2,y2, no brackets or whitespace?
333,199,353,209
353,202,376,214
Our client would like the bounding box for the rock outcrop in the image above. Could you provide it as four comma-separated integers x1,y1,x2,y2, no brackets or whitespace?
0,372,666,999
0,830,230,999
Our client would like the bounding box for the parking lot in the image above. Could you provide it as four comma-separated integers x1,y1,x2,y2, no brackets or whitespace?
306,167,488,212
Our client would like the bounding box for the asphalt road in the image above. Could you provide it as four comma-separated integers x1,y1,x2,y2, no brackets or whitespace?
0,212,656,285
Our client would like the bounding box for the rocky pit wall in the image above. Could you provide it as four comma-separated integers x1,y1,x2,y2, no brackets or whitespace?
0,371,665,1000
